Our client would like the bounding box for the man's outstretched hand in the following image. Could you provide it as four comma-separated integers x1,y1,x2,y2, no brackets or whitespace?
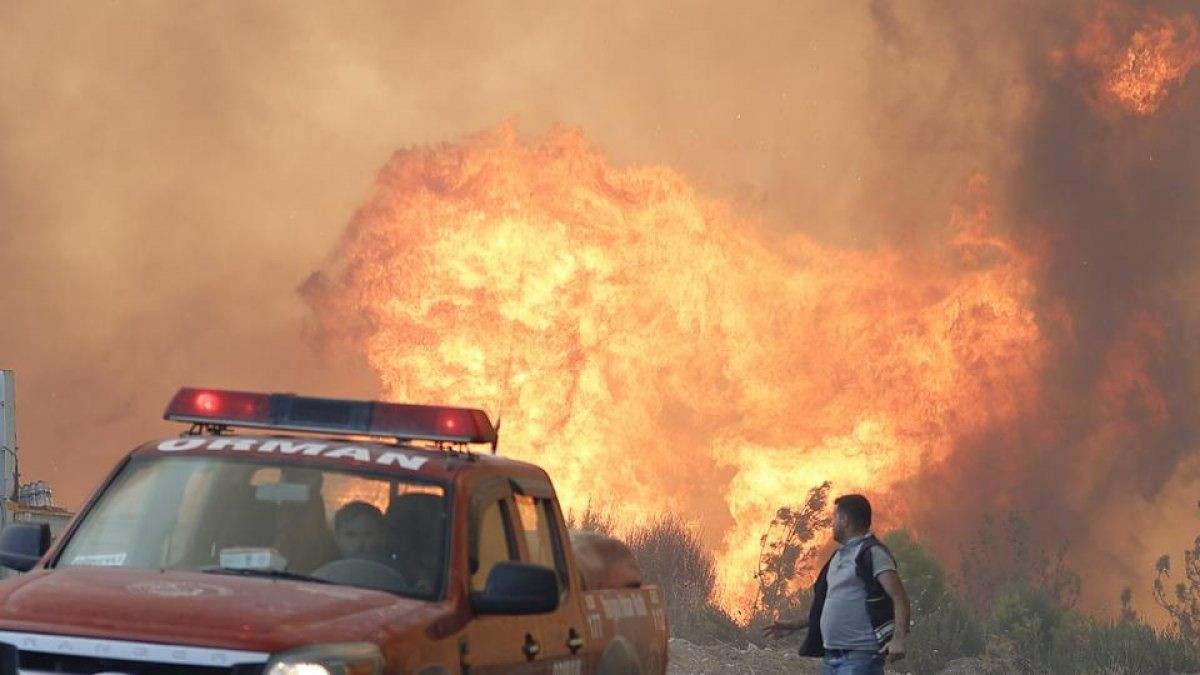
762,618,808,640
879,635,907,662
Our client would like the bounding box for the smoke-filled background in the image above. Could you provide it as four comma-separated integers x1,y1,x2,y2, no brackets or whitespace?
3,1,1200,621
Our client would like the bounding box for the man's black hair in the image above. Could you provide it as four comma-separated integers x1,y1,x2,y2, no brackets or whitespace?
334,500,384,529
834,494,872,530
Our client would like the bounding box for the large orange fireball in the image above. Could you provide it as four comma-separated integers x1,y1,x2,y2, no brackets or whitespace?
303,124,1045,612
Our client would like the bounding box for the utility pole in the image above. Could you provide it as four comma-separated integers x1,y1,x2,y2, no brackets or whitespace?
0,371,14,528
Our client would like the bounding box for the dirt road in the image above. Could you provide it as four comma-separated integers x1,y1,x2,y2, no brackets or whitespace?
667,638,822,674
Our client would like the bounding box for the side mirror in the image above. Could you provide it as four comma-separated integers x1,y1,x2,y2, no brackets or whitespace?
0,523,50,572
470,562,560,615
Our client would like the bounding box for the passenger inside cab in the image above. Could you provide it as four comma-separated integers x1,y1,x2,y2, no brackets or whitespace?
271,467,336,571
386,493,444,593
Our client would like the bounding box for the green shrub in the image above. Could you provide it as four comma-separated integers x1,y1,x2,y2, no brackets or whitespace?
989,585,1063,668
884,530,985,674
612,503,1200,672
959,513,1080,617
904,595,985,674
1047,615,1200,674
1154,535,1200,642
883,529,949,615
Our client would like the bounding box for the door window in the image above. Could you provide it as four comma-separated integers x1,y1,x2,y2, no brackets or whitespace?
472,499,516,591
514,494,567,588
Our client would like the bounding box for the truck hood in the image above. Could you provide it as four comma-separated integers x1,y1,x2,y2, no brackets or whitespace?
0,568,445,652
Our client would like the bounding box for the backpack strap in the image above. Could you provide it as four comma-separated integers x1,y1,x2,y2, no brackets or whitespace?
854,535,896,644
854,536,882,588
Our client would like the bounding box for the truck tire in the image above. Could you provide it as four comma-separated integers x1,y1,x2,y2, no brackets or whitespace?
597,639,642,675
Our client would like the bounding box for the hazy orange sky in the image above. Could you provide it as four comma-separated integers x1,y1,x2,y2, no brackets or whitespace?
3,1,1200,620
2,1,1015,506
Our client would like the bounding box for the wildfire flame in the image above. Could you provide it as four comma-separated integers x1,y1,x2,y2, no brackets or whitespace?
1074,5,1200,116
303,124,1047,613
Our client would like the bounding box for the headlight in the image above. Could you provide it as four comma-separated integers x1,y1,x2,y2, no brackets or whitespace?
263,642,384,675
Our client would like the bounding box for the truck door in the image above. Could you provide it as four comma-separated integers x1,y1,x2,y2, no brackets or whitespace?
464,482,551,674
510,490,587,675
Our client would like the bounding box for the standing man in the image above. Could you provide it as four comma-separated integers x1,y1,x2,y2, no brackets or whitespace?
764,494,911,674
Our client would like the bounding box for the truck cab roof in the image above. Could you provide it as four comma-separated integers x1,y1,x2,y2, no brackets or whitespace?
127,432,553,485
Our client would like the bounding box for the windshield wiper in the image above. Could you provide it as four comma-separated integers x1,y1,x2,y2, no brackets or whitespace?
201,567,331,584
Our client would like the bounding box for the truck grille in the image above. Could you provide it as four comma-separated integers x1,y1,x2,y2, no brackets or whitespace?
0,630,268,675
18,653,263,674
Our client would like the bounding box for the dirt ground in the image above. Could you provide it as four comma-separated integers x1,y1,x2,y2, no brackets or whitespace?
666,638,823,674
665,638,1022,674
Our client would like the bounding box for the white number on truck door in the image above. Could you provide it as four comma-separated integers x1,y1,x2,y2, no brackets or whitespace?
551,659,583,675
586,611,604,639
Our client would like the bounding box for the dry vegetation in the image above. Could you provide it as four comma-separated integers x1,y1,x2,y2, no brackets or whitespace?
575,494,1200,674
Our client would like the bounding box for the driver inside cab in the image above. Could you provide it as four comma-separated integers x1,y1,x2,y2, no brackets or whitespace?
333,501,386,558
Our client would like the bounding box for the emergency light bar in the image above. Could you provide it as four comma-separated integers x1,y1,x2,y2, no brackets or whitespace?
164,387,497,444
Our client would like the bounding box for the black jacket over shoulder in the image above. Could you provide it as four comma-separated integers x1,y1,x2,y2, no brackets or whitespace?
798,534,896,657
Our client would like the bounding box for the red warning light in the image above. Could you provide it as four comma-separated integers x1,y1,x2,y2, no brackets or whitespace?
194,391,220,414
371,403,495,443
165,387,495,444
167,388,271,426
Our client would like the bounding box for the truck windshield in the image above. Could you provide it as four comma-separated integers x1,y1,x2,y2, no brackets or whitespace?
54,455,448,600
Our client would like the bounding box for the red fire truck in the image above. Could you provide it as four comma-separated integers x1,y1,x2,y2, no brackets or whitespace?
0,388,668,674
